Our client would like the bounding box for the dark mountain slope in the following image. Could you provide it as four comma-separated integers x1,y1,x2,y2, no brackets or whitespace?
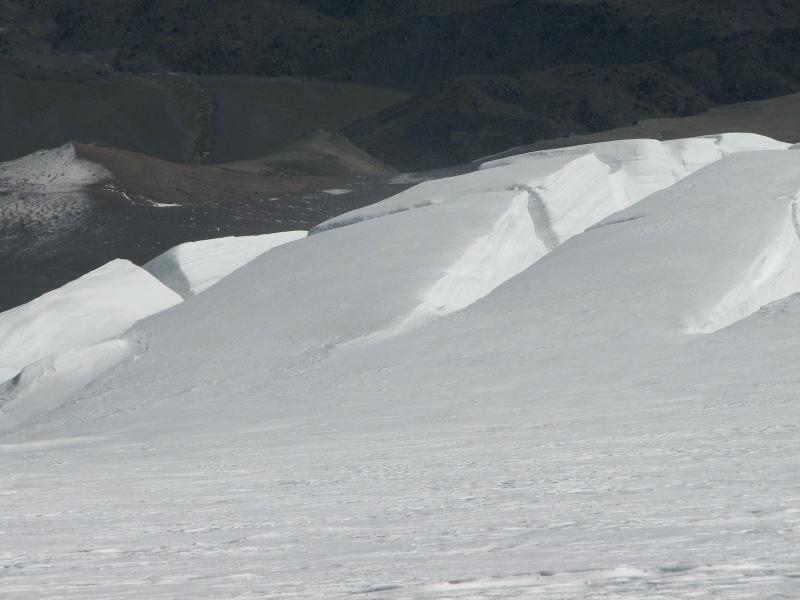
0,70,407,164
2,0,800,168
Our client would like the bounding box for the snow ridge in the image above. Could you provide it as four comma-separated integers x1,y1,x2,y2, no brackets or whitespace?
316,135,788,263
144,231,308,298
345,192,544,344
0,259,181,378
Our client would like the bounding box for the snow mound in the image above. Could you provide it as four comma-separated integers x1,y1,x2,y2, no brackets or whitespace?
315,133,788,237
0,259,182,378
0,143,110,189
144,231,307,298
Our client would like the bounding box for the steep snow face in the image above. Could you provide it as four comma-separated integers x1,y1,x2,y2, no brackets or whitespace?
685,200,800,333
0,143,110,189
0,259,181,377
144,231,308,297
346,191,542,343
444,151,800,343
414,193,540,316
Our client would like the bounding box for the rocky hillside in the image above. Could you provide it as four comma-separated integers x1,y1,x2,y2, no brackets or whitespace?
1,0,800,168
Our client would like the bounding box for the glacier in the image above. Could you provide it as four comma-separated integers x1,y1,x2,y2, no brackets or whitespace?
3,134,800,599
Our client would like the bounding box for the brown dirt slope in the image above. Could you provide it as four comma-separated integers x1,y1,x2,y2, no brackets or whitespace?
73,129,395,205
479,93,800,160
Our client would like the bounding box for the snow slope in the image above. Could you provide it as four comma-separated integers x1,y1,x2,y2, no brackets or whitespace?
0,259,181,431
144,231,308,297
4,136,800,599
0,259,181,378
105,190,541,399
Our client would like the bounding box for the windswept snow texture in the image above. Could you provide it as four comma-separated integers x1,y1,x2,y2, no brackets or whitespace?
144,231,308,297
5,137,800,599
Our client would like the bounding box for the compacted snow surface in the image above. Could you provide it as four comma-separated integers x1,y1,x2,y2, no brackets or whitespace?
3,134,800,599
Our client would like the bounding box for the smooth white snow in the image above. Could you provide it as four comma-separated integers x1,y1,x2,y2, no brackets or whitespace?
4,135,800,600
0,259,181,377
144,231,308,297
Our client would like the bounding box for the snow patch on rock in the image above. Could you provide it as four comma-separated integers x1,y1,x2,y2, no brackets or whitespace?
0,143,110,189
